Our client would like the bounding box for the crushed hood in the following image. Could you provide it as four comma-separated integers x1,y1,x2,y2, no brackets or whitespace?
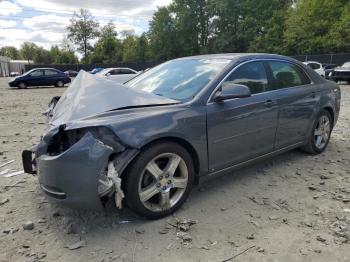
50,71,179,127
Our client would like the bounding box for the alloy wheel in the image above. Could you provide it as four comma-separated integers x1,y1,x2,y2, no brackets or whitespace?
314,115,331,150
138,153,188,212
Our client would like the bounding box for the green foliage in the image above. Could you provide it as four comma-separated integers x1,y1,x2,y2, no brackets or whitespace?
148,0,350,58
284,0,349,55
0,46,21,59
67,8,100,63
89,22,122,63
19,42,37,62
148,7,180,60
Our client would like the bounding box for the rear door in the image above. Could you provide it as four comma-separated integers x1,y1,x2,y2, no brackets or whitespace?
44,69,60,85
265,60,320,149
207,61,279,171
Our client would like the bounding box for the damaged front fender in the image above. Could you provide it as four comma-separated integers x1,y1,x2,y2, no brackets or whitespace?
38,132,113,210
35,126,140,210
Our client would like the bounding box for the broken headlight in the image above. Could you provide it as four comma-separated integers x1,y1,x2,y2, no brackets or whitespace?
46,126,125,156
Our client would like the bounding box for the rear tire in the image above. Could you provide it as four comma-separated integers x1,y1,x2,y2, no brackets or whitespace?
56,80,64,87
301,110,333,155
124,142,195,219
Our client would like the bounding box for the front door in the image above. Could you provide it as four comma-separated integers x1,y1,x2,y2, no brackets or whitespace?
27,69,44,86
207,61,279,172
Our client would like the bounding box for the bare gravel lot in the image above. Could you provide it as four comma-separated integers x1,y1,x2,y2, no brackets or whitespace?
0,78,350,262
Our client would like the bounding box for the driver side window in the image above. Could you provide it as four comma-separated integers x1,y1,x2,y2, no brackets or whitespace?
223,61,268,94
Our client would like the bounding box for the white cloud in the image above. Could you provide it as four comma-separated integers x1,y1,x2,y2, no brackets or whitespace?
23,14,70,33
0,19,16,28
0,1,22,15
0,28,62,49
16,0,172,18
0,0,173,50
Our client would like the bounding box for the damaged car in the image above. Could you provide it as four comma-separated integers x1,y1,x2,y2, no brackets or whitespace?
22,54,341,219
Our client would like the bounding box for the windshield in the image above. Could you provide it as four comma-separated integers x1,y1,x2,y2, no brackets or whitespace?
125,58,231,101
22,69,36,76
342,62,350,68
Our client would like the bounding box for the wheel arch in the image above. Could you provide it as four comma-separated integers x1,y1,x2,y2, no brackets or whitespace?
323,106,335,127
139,136,201,176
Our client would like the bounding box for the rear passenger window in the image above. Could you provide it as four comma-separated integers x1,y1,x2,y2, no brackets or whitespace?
268,61,310,90
120,69,135,74
45,70,58,76
224,61,268,94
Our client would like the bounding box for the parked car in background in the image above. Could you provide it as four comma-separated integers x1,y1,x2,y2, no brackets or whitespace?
97,67,139,83
323,64,337,79
64,70,79,77
330,62,350,83
90,67,104,74
303,61,325,77
22,54,341,219
8,68,71,89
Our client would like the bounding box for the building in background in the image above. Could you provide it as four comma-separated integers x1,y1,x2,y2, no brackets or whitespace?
9,60,33,75
0,56,10,77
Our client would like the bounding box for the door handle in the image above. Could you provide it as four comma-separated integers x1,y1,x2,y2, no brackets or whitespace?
264,100,276,107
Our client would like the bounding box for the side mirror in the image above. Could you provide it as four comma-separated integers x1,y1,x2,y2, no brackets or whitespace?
106,73,111,77
213,83,251,102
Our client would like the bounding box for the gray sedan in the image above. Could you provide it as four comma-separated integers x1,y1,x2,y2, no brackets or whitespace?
22,54,341,219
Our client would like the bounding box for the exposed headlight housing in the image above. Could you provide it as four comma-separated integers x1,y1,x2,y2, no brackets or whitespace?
46,126,125,156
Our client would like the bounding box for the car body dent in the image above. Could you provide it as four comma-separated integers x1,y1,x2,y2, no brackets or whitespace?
49,71,179,126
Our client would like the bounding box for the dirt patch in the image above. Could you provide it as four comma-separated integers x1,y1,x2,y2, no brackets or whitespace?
0,79,350,262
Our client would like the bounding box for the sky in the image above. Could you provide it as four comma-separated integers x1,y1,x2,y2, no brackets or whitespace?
0,0,172,50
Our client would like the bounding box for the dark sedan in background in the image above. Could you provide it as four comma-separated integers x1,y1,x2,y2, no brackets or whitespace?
8,68,71,89
330,62,350,83
323,64,337,79
22,54,341,219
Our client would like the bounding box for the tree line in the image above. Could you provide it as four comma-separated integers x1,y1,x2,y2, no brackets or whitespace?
1,0,349,64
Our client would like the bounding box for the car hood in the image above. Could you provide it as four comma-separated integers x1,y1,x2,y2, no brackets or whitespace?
49,71,179,127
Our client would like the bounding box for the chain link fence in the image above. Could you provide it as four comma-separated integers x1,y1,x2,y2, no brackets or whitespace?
292,53,350,65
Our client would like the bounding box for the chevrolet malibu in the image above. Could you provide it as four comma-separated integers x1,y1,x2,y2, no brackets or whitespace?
22,54,341,219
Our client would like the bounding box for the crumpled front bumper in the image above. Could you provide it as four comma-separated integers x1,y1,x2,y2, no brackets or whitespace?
24,132,113,210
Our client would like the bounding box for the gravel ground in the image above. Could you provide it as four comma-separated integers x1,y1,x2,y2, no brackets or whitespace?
0,77,350,262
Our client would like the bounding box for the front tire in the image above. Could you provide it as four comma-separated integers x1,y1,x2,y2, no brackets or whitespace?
18,82,27,89
124,142,195,219
301,110,332,154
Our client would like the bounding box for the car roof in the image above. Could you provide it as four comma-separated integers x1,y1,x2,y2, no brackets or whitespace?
176,53,299,63
303,61,321,64
31,68,60,70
